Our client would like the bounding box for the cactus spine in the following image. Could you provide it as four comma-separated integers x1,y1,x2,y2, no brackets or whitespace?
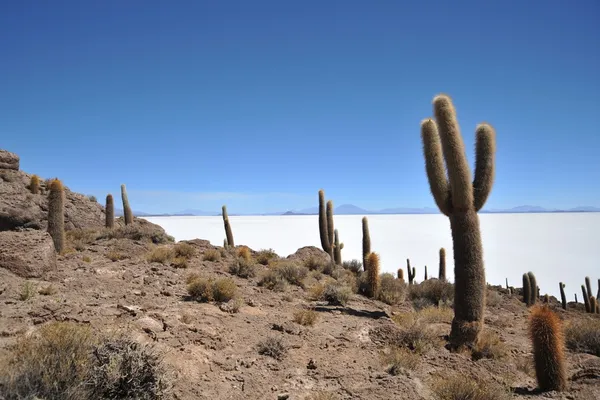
527,272,538,305
105,194,114,229
407,259,415,285
397,268,404,281
528,305,567,392
120,184,133,225
559,282,566,310
222,205,235,247
582,285,590,313
47,179,65,253
333,229,343,265
362,217,371,272
438,248,446,281
523,274,531,306
366,252,380,299
29,175,40,194
420,94,496,349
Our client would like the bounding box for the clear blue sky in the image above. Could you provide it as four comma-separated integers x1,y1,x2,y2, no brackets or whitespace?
1,0,598,214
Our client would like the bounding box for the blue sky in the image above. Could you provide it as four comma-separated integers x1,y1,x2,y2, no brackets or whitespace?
1,0,598,214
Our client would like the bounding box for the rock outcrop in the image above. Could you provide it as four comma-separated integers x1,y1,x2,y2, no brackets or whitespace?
0,150,19,170
0,229,56,278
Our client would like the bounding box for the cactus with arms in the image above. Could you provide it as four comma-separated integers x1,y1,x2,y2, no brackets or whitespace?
407,259,415,285
333,229,344,265
420,94,496,349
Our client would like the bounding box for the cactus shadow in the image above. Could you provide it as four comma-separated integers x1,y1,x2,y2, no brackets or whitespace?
313,305,389,320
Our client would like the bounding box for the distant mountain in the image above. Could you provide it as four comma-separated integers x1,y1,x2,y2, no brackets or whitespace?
568,206,600,212
173,209,219,216
335,204,370,214
114,208,153,217
378,207,439,214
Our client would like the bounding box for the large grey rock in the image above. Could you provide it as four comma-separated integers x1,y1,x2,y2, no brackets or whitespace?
0,229,56,278
0,149,19,170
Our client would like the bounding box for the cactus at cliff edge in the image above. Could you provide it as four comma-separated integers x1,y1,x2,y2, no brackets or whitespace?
120,184,133,225
523,274,531,306
582,285,590,313
105,194,115,229
47,179,65,253
222,205,235,247
527,272,538,305
362,216,371,272
366,252,380,299
585,276,593,309
438,248,446,281
420,94,496,349
407,259,415,285
559,282,567,310
29,175,40,194
529,305,567,392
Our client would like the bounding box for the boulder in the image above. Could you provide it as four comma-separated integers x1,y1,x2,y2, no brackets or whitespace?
0,229,57,278
0,149,19,170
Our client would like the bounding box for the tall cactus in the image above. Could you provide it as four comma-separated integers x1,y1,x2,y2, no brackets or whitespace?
318,190,334,261
366,252,380,299
120,184,133,225
47,179,65,253
590,296,598,314
362,217,371,272
397,268,404,282
333,229,344,265
528,272,538,305
222,205,235,247
424,265,428,280
529,305,567,392
585,276,593,309
420,94,496,349
407,259,415,285
105,194,114,229
559,282,567,310
523,273,532,306
439,248,446,281
582,285,590,313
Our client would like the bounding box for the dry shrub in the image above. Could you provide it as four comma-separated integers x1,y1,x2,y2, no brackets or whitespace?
171,256,188,269
391,317,441,353
321,282,352,306
486,288,503,307
106,250,128,262
565,317,600,356
19,281,36,301
408,279,454,308
342,259,362,274
293,309,319,326
378,273,407,305
237,246,252,261
381,346,420,375
202,249,221,262
229,257,258,278
257,337,287,360
146,247,174,264
255,248,278,265
98,224,173,244
304,256,328,272
66,229,98,250
220,298,244,314
471,330,508,360
258,270,288,292
173,242,195,259
431,374,511,400
270,261,308,288
187,277,214,302
212,278,238,302
39,284,57,296
82,255,92,263
187,275,237,303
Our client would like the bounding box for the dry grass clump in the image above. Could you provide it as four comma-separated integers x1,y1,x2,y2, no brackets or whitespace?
293,308,319,326
304,256,329,272
66,229,98,250
82,255,92,263
408,279,454,308
0,322,170,400
171,256,188,269
378,273,407,305
471,330,508,360
258,269,288,292
268,261,308,288
146,246,174,264
202,249,222,262
106,250,128,262
486,287,503,307
186,274,238,303
381,346,421,375
237,246,252,261
416,306,454,324
229,257,258,278
173,242,195,259
430,374,511,400
255,248,278,265
321,282,353,306
19,281,36,301
391,315,441,353
98,223,173,244
565,317,600,356
39,284,57,296
257,337,287,360
342,259,362,274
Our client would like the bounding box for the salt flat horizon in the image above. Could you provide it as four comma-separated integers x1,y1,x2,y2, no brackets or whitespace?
143,213,598,301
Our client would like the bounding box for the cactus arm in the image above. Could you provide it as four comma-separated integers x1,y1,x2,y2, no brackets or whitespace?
421,119,452,216
472,124,496,211
326,200,335,249
318,190,330,253
432,95,473,211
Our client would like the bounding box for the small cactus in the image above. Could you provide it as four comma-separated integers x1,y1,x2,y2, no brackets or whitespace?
222,205,235,247
366,252,380,299
559,282,566,310
121,184,133,225
397,268,404,281
362,217,371,272
574,293,578,303
47,179,65,253
424,265,428,280
527,272,538,305
505,277,509,290
528,305,567,392
105,194,114,229
439,248,446,281
333,229,343,265
29,175,40,194
582,285,590,313
523,273,531,306
407,259,415,285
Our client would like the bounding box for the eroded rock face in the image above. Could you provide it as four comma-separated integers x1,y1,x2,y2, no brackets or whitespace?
0,150,19,170
0,229,56,278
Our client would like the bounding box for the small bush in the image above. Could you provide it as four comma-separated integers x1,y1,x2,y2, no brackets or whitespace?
185,274,238,303
332,268,358,293
486,288,503,307
408,279,454,308
382,346,420,375
257,337,287,360
187,277,214,302
471,330,508,360
237,246,252,261
255,249,278,265
171,256,188,269
293,309,319,326
304,256,328,272
220,298,244,313
378,273,407,305
97,224,173,244
431,375,511,400
173,242,195,259
275,261,308,287
146,247,174,264
258,270,288,292
391,319,440,353
82,255,92,263
342,259,362,274
87,195,97,202
416,306,453,324
229,257,258,278
39,284,57,296
565,318,600,356
106,250,128,262
19,281,36,301
212,278,238,302
203,249,221,262
321,282,352,306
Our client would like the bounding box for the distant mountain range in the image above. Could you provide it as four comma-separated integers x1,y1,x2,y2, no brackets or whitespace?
117,204,600,217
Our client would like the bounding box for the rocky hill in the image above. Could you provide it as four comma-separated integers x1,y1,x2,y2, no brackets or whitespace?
0,149,599,400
